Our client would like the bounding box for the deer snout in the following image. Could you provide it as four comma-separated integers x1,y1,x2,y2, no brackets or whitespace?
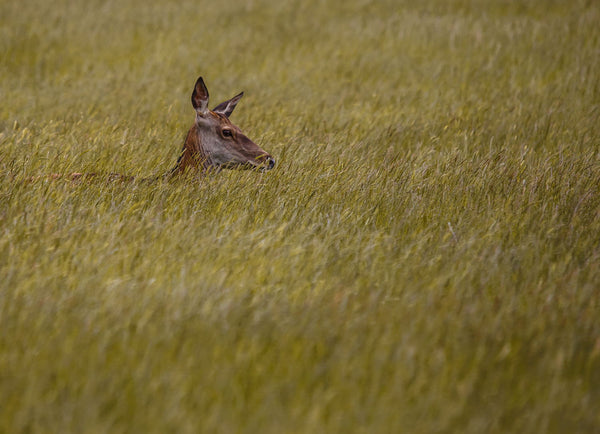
255,153,275,171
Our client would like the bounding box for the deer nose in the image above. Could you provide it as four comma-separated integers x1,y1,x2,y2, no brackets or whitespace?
266,157,276,170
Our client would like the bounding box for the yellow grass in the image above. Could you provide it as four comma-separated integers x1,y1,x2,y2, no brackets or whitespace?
1,0,599,432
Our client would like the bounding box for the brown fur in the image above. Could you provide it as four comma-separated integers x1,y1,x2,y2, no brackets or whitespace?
169,123,209,176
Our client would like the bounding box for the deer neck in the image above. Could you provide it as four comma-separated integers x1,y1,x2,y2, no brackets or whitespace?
170,123,211,176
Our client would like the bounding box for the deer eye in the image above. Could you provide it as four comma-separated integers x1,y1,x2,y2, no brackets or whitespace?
222,129,233,138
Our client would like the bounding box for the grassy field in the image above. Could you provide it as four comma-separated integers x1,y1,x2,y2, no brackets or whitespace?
1,0,600,432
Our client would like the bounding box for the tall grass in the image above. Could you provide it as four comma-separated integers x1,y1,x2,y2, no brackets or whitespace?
1,0,599,432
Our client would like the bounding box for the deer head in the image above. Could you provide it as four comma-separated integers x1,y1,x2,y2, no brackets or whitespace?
172,76,275,175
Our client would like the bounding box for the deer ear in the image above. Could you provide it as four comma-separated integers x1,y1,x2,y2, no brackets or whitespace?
191,76,209,114
213,92,244,118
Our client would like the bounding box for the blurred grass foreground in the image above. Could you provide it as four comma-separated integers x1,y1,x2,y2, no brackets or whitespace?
1,0,599,432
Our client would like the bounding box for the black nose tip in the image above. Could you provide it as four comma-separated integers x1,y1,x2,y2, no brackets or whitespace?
266,157,275,170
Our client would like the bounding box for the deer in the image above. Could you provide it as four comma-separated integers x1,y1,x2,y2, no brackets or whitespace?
169,75,275,176
29,76,275,182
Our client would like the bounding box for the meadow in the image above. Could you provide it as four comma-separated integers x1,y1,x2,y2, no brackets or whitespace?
1,0,599,432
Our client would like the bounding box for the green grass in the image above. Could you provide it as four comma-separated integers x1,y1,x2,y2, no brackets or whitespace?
1,0,600,432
